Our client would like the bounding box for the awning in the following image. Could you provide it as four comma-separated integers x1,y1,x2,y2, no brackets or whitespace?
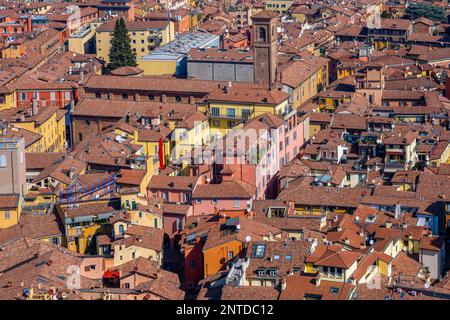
103,271,120,279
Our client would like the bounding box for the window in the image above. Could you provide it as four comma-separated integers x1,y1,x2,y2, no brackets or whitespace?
259,27,266,42
20,93,26,101
5,210,10,220
329,267,335,278
211,107,220,117
211,197,217,204
122,93,128,100
226,108,235,118
233,198,240,208
228,251,234,259
279,142,283,151
0,155,7,167
118,224,124,235
285,255,292,261
252,244,266,258
175,96,182,102
95,92,101,99
227,121,233,128
65,92,70,101
131,252,135,259
148,94,155,101
139,212,143,218
154,218,158,228
330,287,340,294
257,269,266,276
269,269,278,276
242,109,251,120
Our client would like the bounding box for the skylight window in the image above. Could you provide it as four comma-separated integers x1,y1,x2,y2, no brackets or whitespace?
330,287,340,294
252,244,267,258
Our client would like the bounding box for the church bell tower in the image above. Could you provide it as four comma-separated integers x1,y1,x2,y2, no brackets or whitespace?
252,10,278,85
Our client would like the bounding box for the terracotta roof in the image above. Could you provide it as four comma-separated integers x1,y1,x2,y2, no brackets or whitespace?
192,179,257,199
116,169,146,185
420,236,445,252
221,285,280,300
0,195,19,208
147,175,198,191
25,152,65,170
316,250,361,268
280,274,354,300
110,66,143,76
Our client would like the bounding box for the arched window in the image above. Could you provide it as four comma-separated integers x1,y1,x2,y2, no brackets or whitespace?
0,155,6,168
259,27,266,42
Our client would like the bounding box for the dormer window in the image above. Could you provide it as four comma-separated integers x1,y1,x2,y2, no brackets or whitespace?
269,268,278,277
257,268,266,277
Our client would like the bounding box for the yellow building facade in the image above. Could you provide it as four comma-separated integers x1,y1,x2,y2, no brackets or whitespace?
96,20,174,64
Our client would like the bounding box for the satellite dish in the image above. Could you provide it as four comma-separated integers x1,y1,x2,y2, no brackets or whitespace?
236,224,241,231
245,235,251,243
369,239,374,245
355,216,360,221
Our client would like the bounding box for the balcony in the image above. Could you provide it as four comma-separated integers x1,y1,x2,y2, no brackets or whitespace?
385,146,404,153
384,160,406,172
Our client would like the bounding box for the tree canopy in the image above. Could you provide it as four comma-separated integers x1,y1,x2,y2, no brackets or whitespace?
107,18,137,73
405,2,445,22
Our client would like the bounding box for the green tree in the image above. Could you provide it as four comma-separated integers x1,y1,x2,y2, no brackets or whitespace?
107,18,137,73
405,2,445,22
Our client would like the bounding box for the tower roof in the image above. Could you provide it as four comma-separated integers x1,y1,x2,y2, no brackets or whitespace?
251,10,278,20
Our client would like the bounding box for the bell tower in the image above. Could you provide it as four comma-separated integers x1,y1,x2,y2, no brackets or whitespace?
252,10,278,85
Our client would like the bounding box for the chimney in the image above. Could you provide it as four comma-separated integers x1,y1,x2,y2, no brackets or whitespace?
32,99,39,116
69,167,75,179
80,70,85,84
315,276,321,286
280,277,287,291
27,15,32,32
